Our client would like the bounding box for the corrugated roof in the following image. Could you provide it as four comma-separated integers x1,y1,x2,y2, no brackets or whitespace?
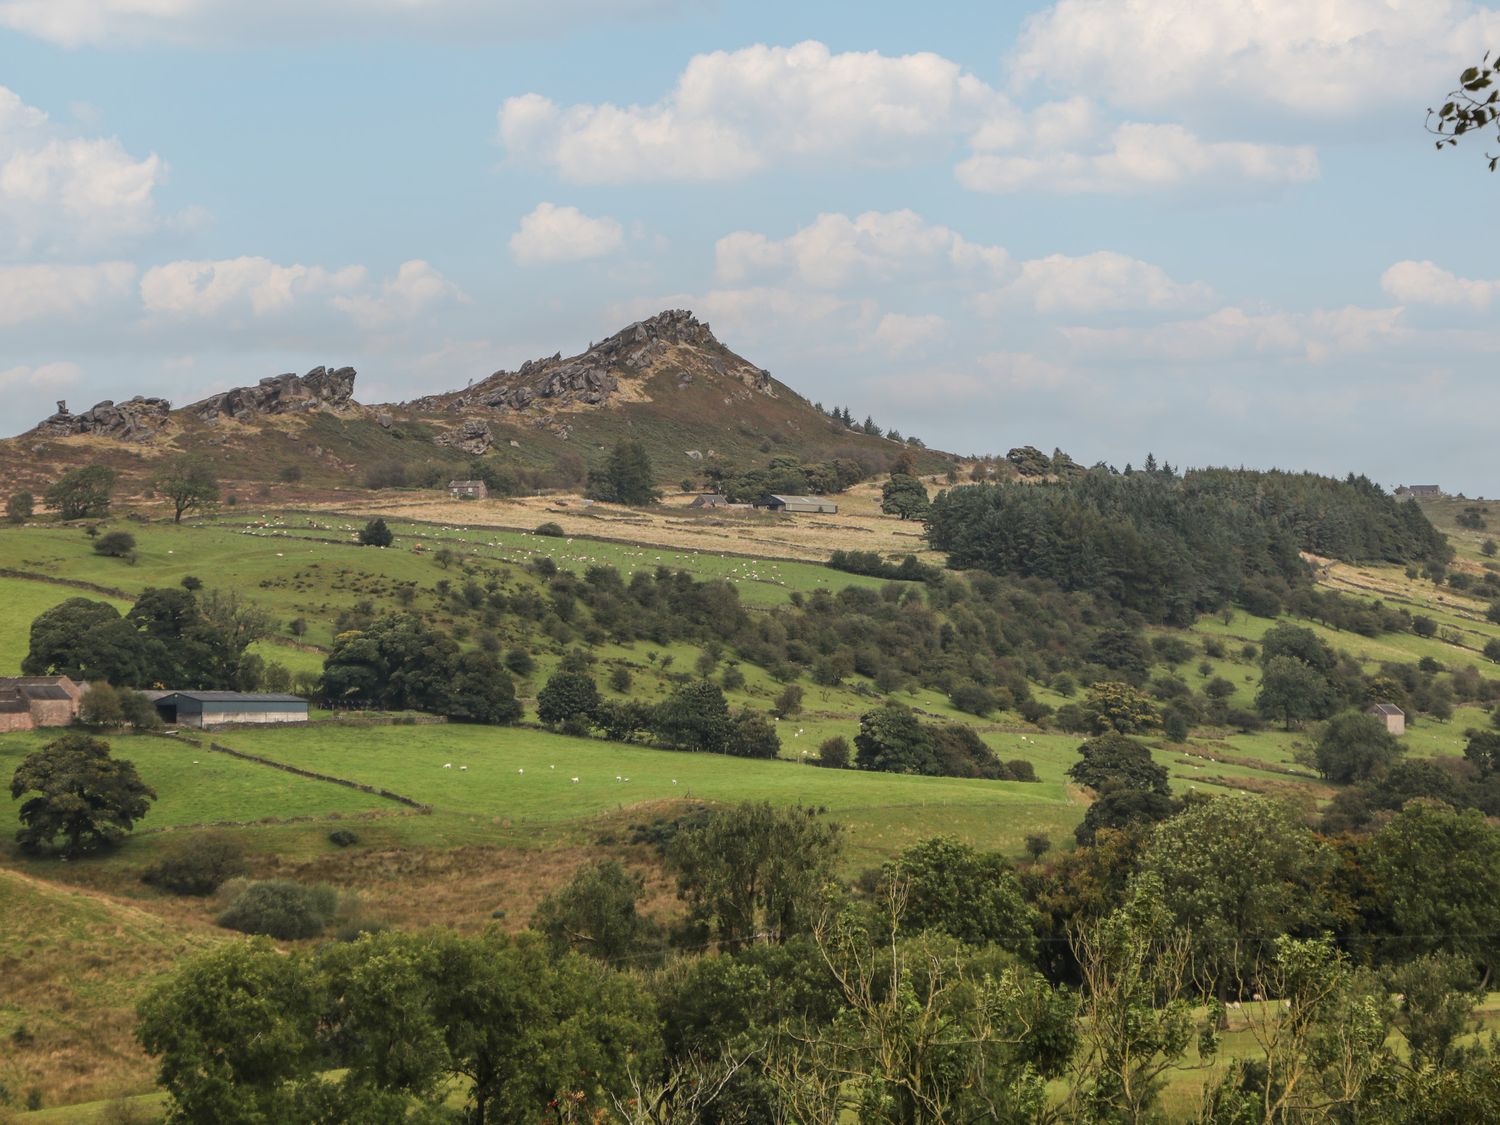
21,686,72,700
162,692,307,703
1367,703,1404,716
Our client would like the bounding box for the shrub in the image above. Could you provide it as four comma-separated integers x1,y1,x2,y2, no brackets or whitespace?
817,736,851,769
535,521,566,537
216,879,338,939
328,828,359,848
6,490,33,523
1003,759,1038,782
357,518,393,547
504,648,536,677
92,530,136,558
142,836,248,896
180,574,202,591
948,680,995,717
278,465,303,483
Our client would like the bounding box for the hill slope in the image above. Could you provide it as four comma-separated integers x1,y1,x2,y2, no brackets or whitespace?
0,311,939,498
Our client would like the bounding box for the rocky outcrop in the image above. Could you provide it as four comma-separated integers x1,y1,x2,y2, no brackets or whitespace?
435,419,494,455
189,366,357,422
429,309,773,414
38,397,172,441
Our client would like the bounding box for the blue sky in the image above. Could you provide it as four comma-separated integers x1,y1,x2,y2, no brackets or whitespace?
3,0,1499,492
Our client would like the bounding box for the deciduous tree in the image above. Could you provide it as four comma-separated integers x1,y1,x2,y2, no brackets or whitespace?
10,732,156,855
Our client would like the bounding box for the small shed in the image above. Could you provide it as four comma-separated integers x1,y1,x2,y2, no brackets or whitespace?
690,494,730,509
448,479,488,500
1367,702,1405,736
764,494,838,515
155,691,309,729
1401,485,1442,498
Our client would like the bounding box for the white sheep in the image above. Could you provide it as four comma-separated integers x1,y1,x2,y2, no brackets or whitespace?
443,763,452,769
459,765,468,771
571,777,580,783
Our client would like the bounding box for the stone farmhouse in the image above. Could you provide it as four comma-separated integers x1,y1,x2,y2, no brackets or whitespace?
0,677,85,733
448,479,488,500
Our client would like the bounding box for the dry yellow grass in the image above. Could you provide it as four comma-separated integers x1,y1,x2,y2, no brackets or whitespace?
321,478,945,564
0,870,219,1109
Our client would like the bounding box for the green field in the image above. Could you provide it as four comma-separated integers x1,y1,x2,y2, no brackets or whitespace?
213,723,1080,865
0,729,394,837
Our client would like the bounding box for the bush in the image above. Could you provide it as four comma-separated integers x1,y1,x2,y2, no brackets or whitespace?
92,530,136,558
142,836,248,896
1003,759,1037,782
6,490,33,523
504,648,536,677
817,736,851,769
216,879,338,939
328,828,359,848
535,521,566,537
278,465,303,483
357,518,393,547
948,680,995,717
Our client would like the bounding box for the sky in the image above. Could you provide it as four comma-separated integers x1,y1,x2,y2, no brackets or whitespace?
2,0,1499,493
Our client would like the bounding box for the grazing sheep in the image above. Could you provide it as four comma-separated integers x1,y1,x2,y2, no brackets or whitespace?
443,763,452,769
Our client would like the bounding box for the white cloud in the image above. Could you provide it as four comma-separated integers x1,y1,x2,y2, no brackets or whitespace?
140,256,366,317
957,121,1317,194
1062,304,1406,363
0,0,684,48
0,261,135,325
715,210,1010,289
509,202,625,265
0,85,169,258
874,313,946,352
1381,260,1500,309
500,40,1006,183
982,251,1215,314
333,260,467,327
1013,0,1500,117
0,360,81,389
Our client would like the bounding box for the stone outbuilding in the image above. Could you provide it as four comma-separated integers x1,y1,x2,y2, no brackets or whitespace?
1367,702,1406,736
0,676,85,732
689,494,730,509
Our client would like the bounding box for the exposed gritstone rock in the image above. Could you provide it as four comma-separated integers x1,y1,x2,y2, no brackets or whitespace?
189,366,357,422
38,396,172,441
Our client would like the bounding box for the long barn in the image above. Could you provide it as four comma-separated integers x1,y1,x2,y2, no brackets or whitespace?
154,691,309,728
764,494,839,514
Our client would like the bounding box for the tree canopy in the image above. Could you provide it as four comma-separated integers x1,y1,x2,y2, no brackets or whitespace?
10,732,156,855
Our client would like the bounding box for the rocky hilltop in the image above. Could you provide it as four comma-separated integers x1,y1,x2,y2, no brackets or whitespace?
414,310,772,415
38,397,173,442
188,366,358,422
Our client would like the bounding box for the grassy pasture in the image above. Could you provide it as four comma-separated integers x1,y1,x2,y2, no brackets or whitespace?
0,729,394,839
216,723,1082,865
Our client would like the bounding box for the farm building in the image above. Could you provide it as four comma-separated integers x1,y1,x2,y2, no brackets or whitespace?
763,494,839,515
1398,485,1443,498
448,479,488,500
0,676,84,733
154,691,309,729
690,494,730,508
1367,702,1406,736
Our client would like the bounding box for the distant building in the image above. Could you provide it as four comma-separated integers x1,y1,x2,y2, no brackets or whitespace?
763,494,839,515
448,479,488,500
154,691,309,729
0,676,84,733
1399,485,1443,499
1367,702,1406,736
690,494,730,508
